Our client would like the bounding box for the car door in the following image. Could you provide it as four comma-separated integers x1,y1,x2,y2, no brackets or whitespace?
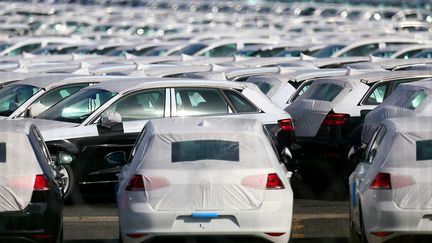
75,88,168,185
350,124,387,231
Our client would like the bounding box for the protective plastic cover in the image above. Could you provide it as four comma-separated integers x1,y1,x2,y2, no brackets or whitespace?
376,118,432,209
285,79,354,137
0,131,41,212
119,118,280,211
362,79,432,144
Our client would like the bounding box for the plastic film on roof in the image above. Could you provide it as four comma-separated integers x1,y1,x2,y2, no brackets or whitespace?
362,79,432,144
0,132,41,212
120,118,280,211
285,79,353,137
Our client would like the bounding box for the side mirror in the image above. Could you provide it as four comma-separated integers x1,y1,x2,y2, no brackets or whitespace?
100,111,122,128
348,146,356,161
105,151,127,165
28,103,47,118
282,147,292,161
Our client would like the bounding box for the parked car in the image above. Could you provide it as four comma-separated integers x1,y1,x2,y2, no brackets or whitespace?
349,116,432,243
361,78,432,145
285,70,432,185
116,117,293,243
0,120,63,243
31,78,295,200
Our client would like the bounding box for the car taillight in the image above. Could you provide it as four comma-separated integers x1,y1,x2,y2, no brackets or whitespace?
33,175,49,191
266,173,285,190
127,233,146,238
322,113,349,126
371,232,393,237
370,173,391,190
126,175,145,191
241,174,267,189
126,175,169,191
278,119,294,131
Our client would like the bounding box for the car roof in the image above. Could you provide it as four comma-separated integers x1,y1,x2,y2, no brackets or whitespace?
85,77,250,93
384,116,432,134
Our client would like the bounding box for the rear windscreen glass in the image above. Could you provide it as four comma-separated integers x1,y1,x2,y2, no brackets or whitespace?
416,140,432,161
172,140,239,162
403,90,427,110
309,83,343,102
0,143,5,162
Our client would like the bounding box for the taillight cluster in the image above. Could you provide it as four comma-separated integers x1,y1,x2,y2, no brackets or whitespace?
266,173,285,190
322,113,349,126
126,174,169,191
33,175,49,191
278,119,294,131
369,173,391,190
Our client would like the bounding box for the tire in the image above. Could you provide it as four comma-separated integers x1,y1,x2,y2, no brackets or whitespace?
56,164,75,201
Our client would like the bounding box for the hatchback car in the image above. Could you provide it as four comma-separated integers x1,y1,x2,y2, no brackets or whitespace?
350,116,432,243
116,117,293,243
0,120,63,243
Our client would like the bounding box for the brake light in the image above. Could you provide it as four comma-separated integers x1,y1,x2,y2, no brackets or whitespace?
371,232,393,237
32,234,51,239
127,233,146,238
266,173,285,190
278,119,294,131
322,113,349,126
126,175,169,191
126,175,145,191
391,174,415,189
265,232,285,237
370,173,391,190
33,175,49,191
241,174,267,189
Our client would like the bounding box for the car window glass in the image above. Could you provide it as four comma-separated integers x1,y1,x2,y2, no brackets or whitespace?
308,83,343,102
175,88,229,116
105,89,165,121
223,89,258,113
365,126,387,163
290,81,312,102
8,43,41,56
203,44,236,57
172,140,239,162
342,43,379,57
34,83,89,108
0,84,40,116
38,88,117,123
417,140,432,161
402,90,427,110
363,82,388,105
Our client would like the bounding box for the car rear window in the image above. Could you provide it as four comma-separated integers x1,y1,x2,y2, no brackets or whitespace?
309,83,344,101
403,90,427,110
0,143,5,162
416,140,432,161
172,140,239,162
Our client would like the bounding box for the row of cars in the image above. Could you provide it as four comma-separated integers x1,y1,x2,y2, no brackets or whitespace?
0,1,432,243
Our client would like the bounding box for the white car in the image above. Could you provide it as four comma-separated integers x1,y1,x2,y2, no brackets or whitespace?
116,117,293,243
350,116,432,243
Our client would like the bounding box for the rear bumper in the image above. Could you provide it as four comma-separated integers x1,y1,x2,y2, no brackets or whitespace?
0,202,62,243
119,192,293,243
364,200,432,243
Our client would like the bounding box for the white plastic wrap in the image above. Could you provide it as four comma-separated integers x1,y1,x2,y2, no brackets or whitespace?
119,118,280,211
378,118,432,209
285,79,353,137
0,131,41,212
362,79,432,144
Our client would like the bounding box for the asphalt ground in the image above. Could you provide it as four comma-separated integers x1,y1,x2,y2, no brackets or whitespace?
63,175,358,243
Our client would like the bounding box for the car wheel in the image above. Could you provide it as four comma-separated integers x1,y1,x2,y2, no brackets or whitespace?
57,164,75,201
